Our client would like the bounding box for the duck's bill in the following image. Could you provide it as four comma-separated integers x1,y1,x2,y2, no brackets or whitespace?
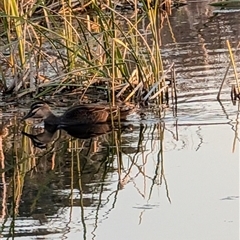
21,111,35,121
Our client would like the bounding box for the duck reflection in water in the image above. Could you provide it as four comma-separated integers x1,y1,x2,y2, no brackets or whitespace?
22,123,113,149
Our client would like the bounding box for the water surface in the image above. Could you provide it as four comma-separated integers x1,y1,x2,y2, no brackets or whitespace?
0,1,239,240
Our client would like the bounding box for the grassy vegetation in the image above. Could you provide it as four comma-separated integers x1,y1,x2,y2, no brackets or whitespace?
0,0,176,106
0,0,179,223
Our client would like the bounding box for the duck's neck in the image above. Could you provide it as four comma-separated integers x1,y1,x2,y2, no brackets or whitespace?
44,112,60,126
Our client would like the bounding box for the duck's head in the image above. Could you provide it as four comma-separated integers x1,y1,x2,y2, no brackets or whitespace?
22,102,53,121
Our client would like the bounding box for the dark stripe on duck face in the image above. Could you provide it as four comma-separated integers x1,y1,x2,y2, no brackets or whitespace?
22,109,38,120
22,102,48,120
30,102,47,110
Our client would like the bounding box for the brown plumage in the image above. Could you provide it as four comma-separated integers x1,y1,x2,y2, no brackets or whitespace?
22,101,135,127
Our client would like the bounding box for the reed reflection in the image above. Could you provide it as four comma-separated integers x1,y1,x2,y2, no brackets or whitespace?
1,119,172,239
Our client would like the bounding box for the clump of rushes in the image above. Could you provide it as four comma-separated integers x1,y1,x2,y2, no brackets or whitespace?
0,0,176,107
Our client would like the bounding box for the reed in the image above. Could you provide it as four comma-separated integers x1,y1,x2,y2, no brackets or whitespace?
2,0,25,86
0,0,173,106
218,41,240,100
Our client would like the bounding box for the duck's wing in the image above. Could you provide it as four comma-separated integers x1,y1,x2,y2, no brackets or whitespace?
113,102,136,120
61,105,110,124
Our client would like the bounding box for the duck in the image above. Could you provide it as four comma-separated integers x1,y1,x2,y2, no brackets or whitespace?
21,101,135,127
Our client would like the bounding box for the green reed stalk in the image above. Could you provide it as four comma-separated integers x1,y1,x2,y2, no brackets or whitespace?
0,0,167,101
145,0,165,102
61,0,75,72
111,3,116,106
4,0,25,67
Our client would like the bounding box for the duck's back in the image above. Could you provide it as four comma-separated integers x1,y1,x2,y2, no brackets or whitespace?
61,104,110,125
